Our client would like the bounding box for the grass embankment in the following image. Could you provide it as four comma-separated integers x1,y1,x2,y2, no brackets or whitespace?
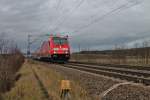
32,60,89,100
2,61,43,100
2,60,89,100
0,53,24,99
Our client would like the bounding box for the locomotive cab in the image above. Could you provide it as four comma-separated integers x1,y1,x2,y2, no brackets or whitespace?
49,36,70,62
34,34,70,63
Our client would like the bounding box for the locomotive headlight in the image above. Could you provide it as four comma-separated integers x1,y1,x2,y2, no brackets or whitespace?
62,48,68,50
53,48,59,50
65,51,68,54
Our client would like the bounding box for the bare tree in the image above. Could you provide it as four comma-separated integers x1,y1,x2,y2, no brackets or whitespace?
0,33,19,55
0,33,8,54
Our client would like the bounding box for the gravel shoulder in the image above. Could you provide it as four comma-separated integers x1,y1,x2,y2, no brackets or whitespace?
102,84,150,100
47,64,120,99
44,63,150,100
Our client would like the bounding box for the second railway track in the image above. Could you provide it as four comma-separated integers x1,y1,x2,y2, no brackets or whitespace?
61,63,150,86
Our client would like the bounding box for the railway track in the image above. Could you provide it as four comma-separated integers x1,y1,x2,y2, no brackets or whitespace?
61,63,150,85
69,61,150,71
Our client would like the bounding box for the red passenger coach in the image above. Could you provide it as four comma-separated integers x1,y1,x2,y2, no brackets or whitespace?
35,35,70,62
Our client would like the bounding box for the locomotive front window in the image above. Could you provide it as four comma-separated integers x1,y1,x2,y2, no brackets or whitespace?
53,37,68,44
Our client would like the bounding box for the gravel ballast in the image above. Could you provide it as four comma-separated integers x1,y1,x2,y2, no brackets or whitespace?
102,84,150,100
44,63,150,100
49,64,120,98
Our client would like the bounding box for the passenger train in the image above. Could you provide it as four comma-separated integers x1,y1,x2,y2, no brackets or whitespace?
33,34,70,62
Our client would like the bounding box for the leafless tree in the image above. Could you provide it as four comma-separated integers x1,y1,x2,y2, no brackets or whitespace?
0,33,19,55
0,33,8,54
0,33,24,93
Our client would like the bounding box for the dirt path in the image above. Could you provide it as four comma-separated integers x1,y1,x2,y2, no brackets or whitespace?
31,67,52,100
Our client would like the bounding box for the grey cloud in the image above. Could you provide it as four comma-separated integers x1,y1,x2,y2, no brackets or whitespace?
0,0,149,53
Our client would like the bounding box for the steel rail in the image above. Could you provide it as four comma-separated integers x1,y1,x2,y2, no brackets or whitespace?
69,61,150,71
68,63,150,78
61,64,150,85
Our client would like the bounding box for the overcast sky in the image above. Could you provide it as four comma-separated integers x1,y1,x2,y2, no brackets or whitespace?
0,0,150,52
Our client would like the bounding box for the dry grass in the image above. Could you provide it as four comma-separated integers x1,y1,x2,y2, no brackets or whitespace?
0,54,24,93
2,60,90,100
2,61,43,100
71,54,150,66
31,60,90,100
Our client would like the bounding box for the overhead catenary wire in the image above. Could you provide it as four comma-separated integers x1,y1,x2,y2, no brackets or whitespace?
29,0,143,55
27,34,50,54
51,0,85,33
30,0,143,54
50,0,120,33
50,0,85,33
72,0,142,33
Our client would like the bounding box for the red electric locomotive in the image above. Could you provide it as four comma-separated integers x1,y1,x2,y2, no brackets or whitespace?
35,34,70,62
